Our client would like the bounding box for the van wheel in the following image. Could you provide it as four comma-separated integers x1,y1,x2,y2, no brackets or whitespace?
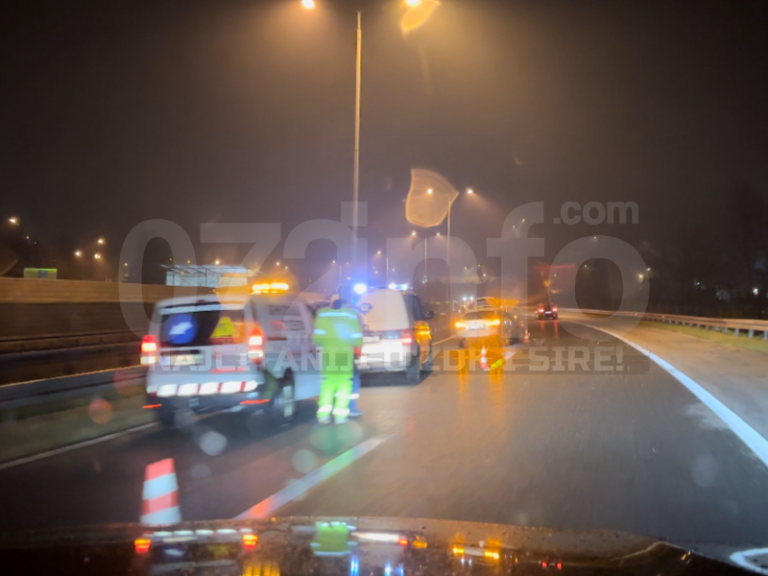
270,371,296,425
405,350,421,384
155,401,177,431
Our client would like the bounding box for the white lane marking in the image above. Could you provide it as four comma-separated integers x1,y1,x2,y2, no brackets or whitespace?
592,327,768,470
433,336,455,345
235,436,389,519
730,547,768,575
0,422,157,471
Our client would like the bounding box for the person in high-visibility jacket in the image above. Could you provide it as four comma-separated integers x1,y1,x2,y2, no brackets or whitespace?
313,293,363,424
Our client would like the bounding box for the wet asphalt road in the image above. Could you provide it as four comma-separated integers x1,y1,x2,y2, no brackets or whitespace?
1,319,767,550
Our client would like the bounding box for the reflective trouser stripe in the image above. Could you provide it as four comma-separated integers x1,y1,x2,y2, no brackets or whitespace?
318,372,353,417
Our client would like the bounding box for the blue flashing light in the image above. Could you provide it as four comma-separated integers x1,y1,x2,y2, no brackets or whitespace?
353,283,367,295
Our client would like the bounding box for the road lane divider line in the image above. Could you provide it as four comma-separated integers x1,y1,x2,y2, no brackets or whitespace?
235,435,389,520
433,336,455,345
0,422,158,471
591,327,768,470
730,547,768,575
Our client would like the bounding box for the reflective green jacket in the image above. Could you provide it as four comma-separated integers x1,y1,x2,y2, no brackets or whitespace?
312,305,363,350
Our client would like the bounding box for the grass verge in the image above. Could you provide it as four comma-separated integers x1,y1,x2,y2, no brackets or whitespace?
640,320,768,356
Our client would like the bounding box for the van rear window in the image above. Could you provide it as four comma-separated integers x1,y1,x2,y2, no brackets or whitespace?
463,311,497,320
158,305,245,347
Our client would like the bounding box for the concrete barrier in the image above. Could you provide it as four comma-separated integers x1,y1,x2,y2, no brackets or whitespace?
0,278,206,340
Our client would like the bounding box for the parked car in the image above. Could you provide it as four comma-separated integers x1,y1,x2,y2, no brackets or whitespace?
455,307,527,348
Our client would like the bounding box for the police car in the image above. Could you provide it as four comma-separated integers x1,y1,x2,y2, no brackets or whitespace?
142,282,321,430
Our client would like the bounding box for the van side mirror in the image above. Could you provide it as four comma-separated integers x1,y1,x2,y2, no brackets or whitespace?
424,310,435,320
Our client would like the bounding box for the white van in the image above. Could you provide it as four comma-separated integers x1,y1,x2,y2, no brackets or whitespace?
356,288,433,383
143,292,320,429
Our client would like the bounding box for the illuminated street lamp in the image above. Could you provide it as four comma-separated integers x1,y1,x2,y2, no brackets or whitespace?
466,188,474,195
97,238,105,245
94,253,102,260
8,216,18,225
215,259,221,265
427,188,434,195
74,250,82,257
301,0,316,8
406,0,421,6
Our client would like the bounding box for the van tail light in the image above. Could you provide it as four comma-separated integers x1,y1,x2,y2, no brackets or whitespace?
401,329,413,345
248,327,264,363
141,335,158,365
241,533,259,550
134,538,151,554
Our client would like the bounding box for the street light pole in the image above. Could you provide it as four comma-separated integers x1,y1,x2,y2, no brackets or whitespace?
352,10,362,266
447,202,452,316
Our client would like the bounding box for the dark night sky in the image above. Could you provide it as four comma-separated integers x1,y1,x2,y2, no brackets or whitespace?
2,0,768,278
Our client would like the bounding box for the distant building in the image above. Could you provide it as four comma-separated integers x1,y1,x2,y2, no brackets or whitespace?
163,265,254,288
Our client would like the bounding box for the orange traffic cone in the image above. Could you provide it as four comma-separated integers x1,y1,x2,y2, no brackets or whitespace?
141,458,181,525
480,346,489,371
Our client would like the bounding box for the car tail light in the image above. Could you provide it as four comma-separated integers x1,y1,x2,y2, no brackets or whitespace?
141,335,158,365
401,329,413,345
242,533,259,550
538,308,544,313
540,560,548,568
552,306,558,312
134,538,151,554
248,327,264,362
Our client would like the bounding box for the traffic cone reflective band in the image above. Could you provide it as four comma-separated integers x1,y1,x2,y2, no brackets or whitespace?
524,331,530,343
480,346,489,371
141,458,181,525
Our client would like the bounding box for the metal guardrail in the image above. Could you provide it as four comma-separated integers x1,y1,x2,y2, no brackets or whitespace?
0,338,141,386
0,366,144,410
566,309,768,339
0,330,141,354
0,318,450,403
